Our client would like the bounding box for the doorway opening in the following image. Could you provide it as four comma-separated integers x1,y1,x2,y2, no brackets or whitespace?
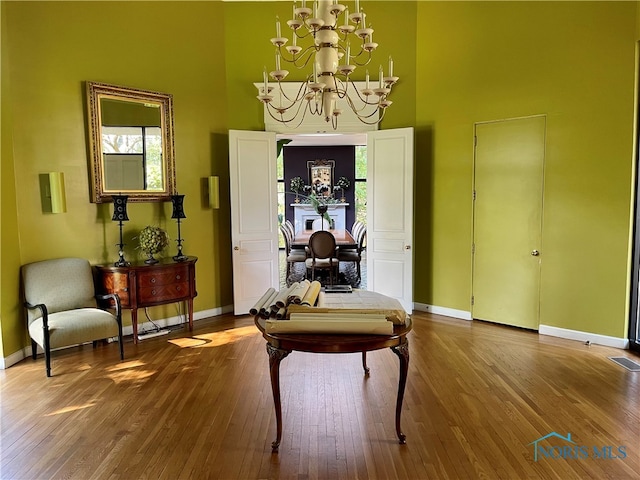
276,134,368,289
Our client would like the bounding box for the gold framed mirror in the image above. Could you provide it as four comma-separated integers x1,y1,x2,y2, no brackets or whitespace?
86,81,176,203
307,159,334,198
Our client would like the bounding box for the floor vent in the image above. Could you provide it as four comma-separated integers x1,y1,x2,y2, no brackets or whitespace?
608,356,640,372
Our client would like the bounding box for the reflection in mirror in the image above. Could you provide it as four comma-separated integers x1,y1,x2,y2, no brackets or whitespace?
86,82,176,203
308,159,334,198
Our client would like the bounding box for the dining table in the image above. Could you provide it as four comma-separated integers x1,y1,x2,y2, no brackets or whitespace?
291,228,356,249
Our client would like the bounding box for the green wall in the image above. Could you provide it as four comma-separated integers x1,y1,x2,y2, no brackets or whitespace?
1,1,638,363
1,1,233,358
416,1,637,337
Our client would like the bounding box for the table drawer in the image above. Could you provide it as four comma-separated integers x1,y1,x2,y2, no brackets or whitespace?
138,266,189,287
138,282,190,304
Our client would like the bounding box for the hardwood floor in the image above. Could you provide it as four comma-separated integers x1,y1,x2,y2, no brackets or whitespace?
1,312,639,479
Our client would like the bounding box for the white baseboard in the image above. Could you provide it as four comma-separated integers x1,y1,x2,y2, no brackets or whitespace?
3,305,235,370
1,348,26,370
539,324,629,349
414,302,472,320
413,305,627,350
123,304,234,337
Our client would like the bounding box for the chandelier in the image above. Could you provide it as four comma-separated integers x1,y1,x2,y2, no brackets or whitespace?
257,0,398,130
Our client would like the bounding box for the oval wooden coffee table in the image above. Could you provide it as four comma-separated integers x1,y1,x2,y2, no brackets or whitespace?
254,315,412,452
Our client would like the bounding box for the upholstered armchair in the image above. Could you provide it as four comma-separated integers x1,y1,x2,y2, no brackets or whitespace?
22,257,124,377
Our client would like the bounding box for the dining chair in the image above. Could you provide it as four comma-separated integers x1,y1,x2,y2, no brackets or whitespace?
350,220,363,243
284,219,296,238
305,230,339,285
280,224,307,281
338,225,367,282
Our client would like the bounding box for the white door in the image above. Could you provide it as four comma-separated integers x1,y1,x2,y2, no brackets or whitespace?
229,130,279,314
366,128,414,312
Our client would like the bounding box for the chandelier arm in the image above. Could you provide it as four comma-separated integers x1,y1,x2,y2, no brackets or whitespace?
343,83,384,108
354,107,386,125
271,79,312,105
351,49,373,67
265,98,309,127
343,94,381,119
307,92,323,116
278,44,318,69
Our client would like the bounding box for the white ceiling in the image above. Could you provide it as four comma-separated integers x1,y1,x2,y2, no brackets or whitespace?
276,133,367,147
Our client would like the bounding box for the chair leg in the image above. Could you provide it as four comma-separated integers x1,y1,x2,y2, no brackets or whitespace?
31,340,38,360
118,322,124,360
43,335,51,377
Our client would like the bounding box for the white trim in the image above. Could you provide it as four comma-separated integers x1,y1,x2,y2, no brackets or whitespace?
538,324,629,349
125,305,234,337
413,303,472,321
2,348,25,369
2,305,235,370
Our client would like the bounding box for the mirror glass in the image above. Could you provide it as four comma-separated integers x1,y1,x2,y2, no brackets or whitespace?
86,82,176,203
307,159,334,198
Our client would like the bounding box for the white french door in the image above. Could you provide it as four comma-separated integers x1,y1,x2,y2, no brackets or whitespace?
228,128,414,314
228,130,279,314
366,128,414,313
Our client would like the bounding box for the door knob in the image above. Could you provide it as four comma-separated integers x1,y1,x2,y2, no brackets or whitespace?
234,246,239,251
531,250,540,256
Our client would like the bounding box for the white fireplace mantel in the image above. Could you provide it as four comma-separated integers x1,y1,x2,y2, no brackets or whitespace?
291,203,349,231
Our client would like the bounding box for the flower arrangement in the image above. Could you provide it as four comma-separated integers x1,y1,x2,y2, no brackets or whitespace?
137,226,170,264
335,176,351,202
335,176,351,190
290,176,305,193
290,176,305,203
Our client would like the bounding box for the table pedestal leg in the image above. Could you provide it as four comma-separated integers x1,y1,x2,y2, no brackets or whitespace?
391,340,410,444
266,343,290,452
362,351,370,375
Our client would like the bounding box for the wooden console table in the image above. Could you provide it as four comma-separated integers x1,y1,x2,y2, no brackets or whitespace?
95,256,197,344
254,314,412,451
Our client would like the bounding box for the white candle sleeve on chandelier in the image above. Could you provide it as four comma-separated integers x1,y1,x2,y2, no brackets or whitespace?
292,2,296,17
276,52,281,70
389,56,394,77
379,65,383,88
263,67,268,92
346,42,350,64
344,8,349,27
276,17,281,37
355,0,360,13
366,69,370,89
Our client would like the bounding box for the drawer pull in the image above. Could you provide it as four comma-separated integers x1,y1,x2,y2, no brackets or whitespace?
151,290,156,296
122,287,128,292
176,286,181,291
150,278,156,284
176,274,181,280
